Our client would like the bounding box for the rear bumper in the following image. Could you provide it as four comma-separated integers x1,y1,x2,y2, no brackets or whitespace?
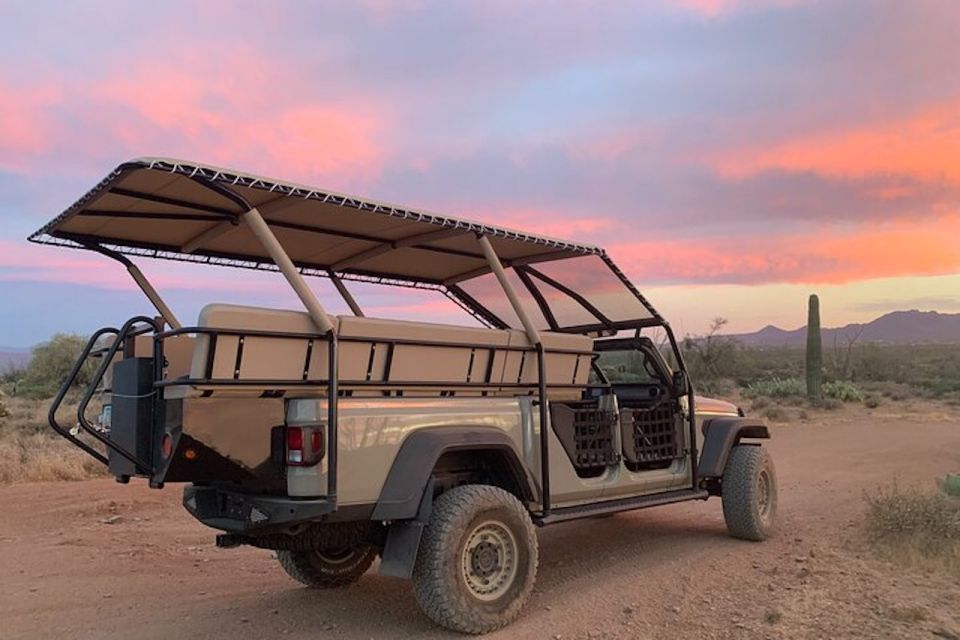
183,485,334,533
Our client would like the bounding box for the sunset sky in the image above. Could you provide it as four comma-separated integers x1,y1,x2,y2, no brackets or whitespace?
1,0,959,346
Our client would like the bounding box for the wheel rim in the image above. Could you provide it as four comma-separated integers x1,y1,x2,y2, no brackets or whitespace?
757,468,773,522
460,519,518,601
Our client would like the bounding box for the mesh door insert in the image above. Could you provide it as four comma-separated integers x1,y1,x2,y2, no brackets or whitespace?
550,402,619,477
621,403,681,471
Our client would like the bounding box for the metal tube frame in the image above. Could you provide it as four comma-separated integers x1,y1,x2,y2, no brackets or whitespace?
82,243,182,330
240,207,336,335
328,270,364,317
476,234,552,516
75,316,163,473
56,168,700,508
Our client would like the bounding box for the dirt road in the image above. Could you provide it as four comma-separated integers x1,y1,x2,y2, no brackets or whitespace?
2,407,959,640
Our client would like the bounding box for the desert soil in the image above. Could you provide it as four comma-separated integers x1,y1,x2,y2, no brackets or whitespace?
2,406,959,640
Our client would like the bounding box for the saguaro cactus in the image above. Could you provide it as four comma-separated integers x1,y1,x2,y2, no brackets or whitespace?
806,294,823,400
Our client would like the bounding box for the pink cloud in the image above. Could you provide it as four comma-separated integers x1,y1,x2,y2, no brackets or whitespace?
449,206,620,241
0,241,282,293
673,0,803,17
0,44,390,188
0,80,63,170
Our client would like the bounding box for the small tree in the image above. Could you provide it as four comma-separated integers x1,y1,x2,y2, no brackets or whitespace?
18,333,93,399
829,325,865,381
805,295,823,400
683,317,738,380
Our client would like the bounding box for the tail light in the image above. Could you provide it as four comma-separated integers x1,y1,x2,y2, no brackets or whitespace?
285,425,325,466
160,433,174,459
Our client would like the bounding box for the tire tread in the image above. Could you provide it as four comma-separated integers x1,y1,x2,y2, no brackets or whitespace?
721,445,777,541
412,484,538,634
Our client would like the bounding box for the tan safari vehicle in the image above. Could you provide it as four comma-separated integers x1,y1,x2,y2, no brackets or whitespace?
33,158,777,634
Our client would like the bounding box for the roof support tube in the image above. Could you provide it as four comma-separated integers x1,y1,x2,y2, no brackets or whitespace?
477,233,550,516
328,270,364,317
242,207,336,335
83,243,181,330
477,234,540,346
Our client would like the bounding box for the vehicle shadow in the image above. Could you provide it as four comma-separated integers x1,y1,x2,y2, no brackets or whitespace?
176,502,741,639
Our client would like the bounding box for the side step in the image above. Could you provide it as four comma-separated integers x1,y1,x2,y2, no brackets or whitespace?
534,488,709,526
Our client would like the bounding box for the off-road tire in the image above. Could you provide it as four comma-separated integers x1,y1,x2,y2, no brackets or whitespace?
722,445,778,541
276,545,377,588
412,484,538,634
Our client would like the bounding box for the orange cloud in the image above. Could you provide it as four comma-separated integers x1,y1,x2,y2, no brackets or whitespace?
709,97,960,183
609,214,960,285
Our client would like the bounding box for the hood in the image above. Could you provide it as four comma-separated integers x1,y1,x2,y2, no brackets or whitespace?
694,395,740,417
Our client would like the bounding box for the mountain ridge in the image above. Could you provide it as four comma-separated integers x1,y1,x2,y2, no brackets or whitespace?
727,310,960,347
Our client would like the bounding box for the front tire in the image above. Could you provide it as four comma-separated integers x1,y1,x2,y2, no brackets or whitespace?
276,545,377,588
722,445,778,541
413,485,538,634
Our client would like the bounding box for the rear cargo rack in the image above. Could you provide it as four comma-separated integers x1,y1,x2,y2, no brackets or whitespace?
48,316,161,474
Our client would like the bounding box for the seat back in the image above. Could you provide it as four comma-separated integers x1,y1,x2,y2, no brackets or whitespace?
190,304,335,382
186,304,592,396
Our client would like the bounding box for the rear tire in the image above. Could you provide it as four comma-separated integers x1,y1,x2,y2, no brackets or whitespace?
722,445,778,541
276,545,377,588
412,484,538,634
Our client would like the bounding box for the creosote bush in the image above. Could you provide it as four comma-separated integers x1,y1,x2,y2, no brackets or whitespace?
16,333,94,399
743,377,806,399
865,483,960,576
822,380,864,403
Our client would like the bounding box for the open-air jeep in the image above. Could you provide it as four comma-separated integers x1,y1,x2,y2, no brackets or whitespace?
32,158,777,634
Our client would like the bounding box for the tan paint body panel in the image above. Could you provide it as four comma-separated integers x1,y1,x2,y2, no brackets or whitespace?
284,395,697,508
100,305,741,511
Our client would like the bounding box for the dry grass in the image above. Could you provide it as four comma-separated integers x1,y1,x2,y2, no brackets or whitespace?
0,395,106,484
864,482,960,577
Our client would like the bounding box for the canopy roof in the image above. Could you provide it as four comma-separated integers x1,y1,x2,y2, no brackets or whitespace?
29,158,662,332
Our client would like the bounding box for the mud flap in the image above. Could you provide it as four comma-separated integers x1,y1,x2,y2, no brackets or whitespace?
379,479,434,579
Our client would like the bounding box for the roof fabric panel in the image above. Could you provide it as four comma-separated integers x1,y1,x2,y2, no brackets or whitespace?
28,157,662,332
30,158,600,286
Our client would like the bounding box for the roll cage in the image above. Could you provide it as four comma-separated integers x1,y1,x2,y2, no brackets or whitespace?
29,157,697,517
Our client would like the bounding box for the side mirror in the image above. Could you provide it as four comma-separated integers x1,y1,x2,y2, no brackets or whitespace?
672,370,689,396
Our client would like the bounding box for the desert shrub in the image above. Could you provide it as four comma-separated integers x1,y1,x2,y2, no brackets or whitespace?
939,475,960,499
863,394,881,408
743,377,806,399
813,397,843,410
682,318,742,384
865,483,960,576
0,396,106,484
920,377,960,397
822,380,864,402
17,334,93,399
692,377,737,397
0,391,8,420
761,405,788,422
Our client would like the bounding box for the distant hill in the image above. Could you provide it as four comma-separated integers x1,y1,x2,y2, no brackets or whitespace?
728,310,960,347
0,346,31,372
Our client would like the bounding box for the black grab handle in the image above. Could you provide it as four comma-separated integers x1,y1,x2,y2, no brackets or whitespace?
48,327,119,466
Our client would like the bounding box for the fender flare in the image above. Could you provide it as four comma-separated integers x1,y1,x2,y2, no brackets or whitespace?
696,417,770,479
371,426,536,522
